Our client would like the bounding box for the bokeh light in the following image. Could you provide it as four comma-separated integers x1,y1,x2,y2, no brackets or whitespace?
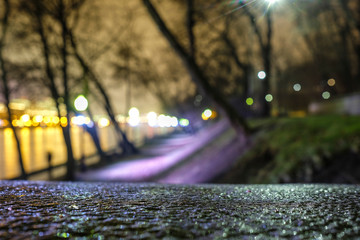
60,117,68,127
265,94,273,102
74,95,88,112
147,112,158,127
33,115,43,123
128,107,140,127
71,115,86,126
258,71,266,80
128,107,139,118
322,91,331,99
202,109,213,121
179,118,190,127
170,117,178,127
293,83,301,92
20,114,30,122
246,98,254,106
327,78,336,87
158,114,172,127
204,109,212,118
98,117,110,128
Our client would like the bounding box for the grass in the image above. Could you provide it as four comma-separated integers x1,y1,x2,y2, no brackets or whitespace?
223,115,360,183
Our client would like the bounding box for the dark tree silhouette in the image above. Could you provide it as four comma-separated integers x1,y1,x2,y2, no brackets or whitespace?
0,0,27,179
142,0,251,134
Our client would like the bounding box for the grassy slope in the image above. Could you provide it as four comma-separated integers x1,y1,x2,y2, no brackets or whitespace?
221,115,360,184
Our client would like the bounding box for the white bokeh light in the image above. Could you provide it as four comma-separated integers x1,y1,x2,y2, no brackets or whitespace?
258,71,266,80
74,95,88,112
293,83,301,92
147,112,158,127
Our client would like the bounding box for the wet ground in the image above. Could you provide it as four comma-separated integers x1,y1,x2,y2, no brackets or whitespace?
1,181,359,239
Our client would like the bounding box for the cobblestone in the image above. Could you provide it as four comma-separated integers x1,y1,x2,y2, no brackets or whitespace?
1,181,360,239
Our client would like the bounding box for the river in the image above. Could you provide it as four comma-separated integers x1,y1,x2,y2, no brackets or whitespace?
0,124,166,179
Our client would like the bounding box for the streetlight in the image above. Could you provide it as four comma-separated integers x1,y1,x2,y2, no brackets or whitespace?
74,95,88,112
266,0,280,6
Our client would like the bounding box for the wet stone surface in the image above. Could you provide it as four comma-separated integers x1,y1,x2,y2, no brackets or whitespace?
0,181,360,239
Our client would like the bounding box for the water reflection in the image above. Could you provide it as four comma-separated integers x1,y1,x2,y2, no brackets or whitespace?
0,125,171,179
0,126,117,179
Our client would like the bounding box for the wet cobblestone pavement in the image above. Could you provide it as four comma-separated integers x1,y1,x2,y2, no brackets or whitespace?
1,181,360,239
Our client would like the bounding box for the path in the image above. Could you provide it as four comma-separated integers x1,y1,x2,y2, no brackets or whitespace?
77,120,234,182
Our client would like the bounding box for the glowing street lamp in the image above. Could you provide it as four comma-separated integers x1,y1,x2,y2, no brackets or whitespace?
266,0,280,6
74,95,88,112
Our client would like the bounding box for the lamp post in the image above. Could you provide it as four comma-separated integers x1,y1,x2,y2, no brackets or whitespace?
74,95,88,171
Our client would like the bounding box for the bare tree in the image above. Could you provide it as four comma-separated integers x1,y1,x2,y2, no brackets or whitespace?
142,0,251,134
0,0,27,179
295,0,360,93
19,0,83,180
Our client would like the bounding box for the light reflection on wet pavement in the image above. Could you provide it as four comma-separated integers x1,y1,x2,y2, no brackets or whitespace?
1,181,360,239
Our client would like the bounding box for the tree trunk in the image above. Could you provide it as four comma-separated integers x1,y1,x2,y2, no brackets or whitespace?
143,0,251,134
85,108,106,160
243,4,272,116
34,5,77,180
59,0,76,180
260,10,272,117
0,0,27,179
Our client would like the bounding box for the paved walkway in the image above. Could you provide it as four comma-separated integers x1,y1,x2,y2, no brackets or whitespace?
77,120,241,183
1,181,359,239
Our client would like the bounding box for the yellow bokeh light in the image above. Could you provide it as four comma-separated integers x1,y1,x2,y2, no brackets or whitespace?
202,112,209,121
20,114,30,122
0,119,9,127
52,116,60,125
327,78,336,87
203,109,212,118
12,120,18,127
60,117,68,127
24,120,32,127
44,116,51,124
33,115,43,123
98,118,110,128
